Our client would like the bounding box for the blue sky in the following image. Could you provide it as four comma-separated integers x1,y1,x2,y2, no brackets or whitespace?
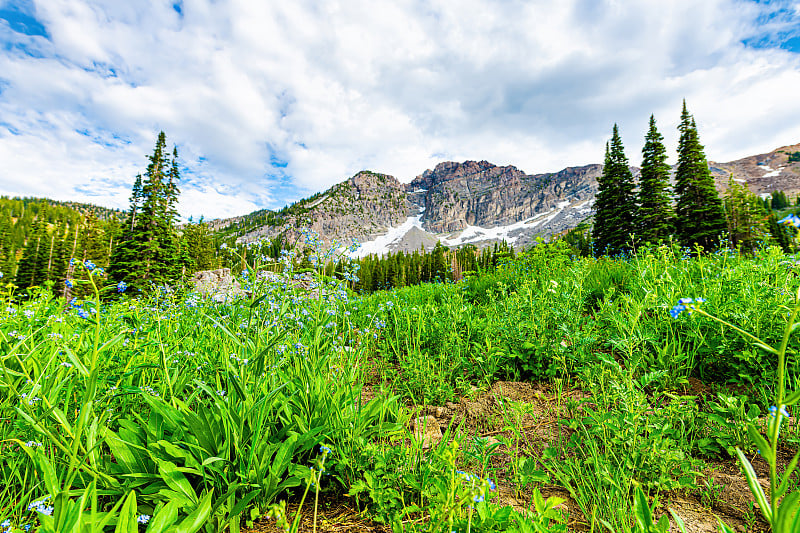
1,0,800,220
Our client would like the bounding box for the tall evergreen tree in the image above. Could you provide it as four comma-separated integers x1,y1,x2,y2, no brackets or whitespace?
15,216,48,290
638,115,674,243
592,124,638,255
723,177,769,253
674,102,727,250
110,132,182,292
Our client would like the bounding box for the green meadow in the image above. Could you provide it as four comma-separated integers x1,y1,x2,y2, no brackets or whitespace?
1,239,799,532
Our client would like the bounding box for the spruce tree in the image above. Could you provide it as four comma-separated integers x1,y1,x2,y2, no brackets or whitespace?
15,216,47,290
110,132,182,292
638,115,674,244
674,102,727,250
723,177,769,253
592,124,638,255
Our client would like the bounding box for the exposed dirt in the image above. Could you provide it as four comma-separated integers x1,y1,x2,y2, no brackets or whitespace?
249,381,780,532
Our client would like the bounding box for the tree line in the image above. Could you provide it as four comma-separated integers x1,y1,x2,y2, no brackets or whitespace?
591,101,794,255
1,133,219,296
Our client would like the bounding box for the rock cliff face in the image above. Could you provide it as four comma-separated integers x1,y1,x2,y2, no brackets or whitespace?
218,143,800,256
233,170,413,246
411,161,600,234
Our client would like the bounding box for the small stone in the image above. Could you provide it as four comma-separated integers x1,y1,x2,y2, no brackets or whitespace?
411,416,442,449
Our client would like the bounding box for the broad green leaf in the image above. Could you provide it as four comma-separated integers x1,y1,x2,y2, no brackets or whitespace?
633,486,651,530
115,491,138,533
176,491,214,533
747,424,774,463
735,448,772,524
777,492,800,533
777,449,800,499
717,518,736,533
146,500,180,533
668,509,688,533
157,460,198,505
785,389,800,406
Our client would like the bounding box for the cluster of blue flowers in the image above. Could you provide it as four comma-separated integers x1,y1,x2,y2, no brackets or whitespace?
779,214,800,228
27,496,53,515
1,519,31,532
669,297,706,319
455,470,496,504
769,405,790,418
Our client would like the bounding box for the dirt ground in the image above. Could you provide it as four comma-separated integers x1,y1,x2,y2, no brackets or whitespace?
249,380,778,533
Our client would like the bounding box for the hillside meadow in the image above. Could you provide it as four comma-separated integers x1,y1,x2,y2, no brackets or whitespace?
1,240,799,532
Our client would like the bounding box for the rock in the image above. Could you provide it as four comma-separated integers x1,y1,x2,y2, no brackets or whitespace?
191,268,246,302
411,416,442,449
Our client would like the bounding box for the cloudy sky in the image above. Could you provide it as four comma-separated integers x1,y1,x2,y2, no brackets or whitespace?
1,0,800,220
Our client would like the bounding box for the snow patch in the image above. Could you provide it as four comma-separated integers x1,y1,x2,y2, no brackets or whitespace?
349,209,426,258
442,205,569,246
733,178,747,183
763,166,784,178
307,195,328,208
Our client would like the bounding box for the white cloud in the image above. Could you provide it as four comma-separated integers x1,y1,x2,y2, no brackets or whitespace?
0,0,799,219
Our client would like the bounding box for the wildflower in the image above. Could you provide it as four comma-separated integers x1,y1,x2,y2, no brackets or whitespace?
320,445,332,455
670,297,704,318
24,441,42,447
1,520,9,528
473,494,485,503
77,309,90,320
83,260,96,271
65,278,74,288
769,405,790,418
117,281,127,293
137,515,151,525
779,214,800,228
220,243,228,250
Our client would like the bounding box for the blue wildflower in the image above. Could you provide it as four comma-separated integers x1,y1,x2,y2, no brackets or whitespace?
320,445,332,455
116,281,127,293
77,308,90,320
137,515,151,524
779,214,800,228
769,405,790,418
669,304,686,319
1,520,9,528
65,279,74,288
83,260,96,271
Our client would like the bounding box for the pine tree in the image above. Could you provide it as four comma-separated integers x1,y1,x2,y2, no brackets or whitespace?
674,101,727,250
110,132,182,292
15,216,48,290
181,219,217,274
638,115,674,244
723,177,769,253
592,124,638,255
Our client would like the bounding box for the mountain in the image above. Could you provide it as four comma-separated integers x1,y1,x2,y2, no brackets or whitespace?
212,143,800,257
709,143,800,198
214,162,602,255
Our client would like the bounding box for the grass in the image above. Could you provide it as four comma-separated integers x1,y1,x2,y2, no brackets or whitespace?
1,238,799,531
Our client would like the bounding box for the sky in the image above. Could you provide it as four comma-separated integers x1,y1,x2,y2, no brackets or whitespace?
1,0,800,221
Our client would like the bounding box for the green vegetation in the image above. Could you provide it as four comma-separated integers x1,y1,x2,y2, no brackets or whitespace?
594,102,730,255
592,123,637,255
2,226,800,531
